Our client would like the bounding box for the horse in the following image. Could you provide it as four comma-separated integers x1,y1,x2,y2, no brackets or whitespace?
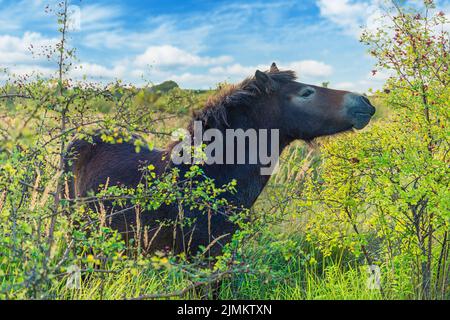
65,63,376,257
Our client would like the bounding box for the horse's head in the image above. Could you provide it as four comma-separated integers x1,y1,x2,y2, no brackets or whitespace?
255,63,376,141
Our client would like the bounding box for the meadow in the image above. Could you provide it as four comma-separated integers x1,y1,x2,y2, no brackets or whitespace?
0,1,449,300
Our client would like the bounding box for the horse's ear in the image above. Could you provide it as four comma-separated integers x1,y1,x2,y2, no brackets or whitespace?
270,62,279,73
255,70,269,83
255,70,275,92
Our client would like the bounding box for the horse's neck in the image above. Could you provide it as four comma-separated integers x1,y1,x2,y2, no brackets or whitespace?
170,105,290,209
201,121,289,209
204,162,273,208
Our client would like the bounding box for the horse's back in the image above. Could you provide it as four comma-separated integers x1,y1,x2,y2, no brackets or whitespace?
65,136,166,198
64,135,234,255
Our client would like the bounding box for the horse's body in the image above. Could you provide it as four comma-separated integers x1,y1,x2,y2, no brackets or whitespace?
65,63,375,256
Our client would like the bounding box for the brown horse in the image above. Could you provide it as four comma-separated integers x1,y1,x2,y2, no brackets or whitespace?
65,63,375,256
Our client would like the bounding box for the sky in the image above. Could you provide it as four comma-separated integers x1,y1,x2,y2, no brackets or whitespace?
0,0,449,93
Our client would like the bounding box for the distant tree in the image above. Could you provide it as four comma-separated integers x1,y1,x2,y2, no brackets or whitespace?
150,80,179,93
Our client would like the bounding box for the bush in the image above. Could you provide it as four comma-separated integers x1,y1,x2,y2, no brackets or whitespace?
298,0,450,299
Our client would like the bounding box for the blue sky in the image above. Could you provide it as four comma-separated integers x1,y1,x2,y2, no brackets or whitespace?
0,0,449,92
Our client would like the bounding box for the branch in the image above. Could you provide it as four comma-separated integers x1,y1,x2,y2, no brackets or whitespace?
0,94,33,99
126,269,239,300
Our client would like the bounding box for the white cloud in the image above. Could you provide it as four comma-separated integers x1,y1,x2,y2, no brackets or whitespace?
317,0,368,18
70,62,126,79
284,60,333,78
166,72,228,89
334,81,356,90
116,58,333,89
317,0,450,39
82,23,211,52
317,0,368,31
368,69,391,81
209,64,261,77
0,32,58,65
0,32,59,80
78,4,122,31
0,31,129,82
0,1,122,33
133,45,232,68
337,70,392,93
82,30,130,49
0,0,48,32
317,0,385,38
1,64,54,79
0,30,336,90
209,60,333,80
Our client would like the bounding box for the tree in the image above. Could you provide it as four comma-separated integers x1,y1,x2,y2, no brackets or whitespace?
301,0,449,299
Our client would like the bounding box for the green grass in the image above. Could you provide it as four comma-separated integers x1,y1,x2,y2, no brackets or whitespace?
43,228,388,300
48,256,386,300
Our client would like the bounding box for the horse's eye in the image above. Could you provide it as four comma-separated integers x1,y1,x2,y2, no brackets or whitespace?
299,88,315,98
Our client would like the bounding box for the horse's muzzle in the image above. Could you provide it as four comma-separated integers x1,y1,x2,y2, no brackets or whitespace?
344,94,376,129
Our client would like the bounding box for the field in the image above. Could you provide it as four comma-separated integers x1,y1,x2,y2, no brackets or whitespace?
0,1,449,300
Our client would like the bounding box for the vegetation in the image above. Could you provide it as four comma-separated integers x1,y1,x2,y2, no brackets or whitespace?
0,0,448,300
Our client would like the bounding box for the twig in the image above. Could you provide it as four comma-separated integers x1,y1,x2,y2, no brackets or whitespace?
0,94,33,99
127,269,237,300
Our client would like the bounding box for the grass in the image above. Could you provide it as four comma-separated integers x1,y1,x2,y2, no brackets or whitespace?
47,235,386,300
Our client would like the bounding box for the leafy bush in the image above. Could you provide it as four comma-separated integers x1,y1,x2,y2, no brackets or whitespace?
296,0,450,299
0,0,448,300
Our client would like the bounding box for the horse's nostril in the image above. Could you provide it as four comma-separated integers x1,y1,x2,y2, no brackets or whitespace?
359,96,376,115
360,95,371,106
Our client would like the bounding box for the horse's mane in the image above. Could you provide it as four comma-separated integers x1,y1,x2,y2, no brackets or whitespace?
189,69,297,132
